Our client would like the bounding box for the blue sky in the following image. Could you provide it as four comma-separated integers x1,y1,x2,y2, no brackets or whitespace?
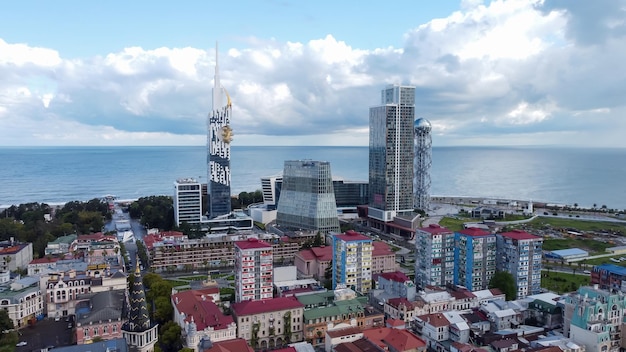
1,0,625,147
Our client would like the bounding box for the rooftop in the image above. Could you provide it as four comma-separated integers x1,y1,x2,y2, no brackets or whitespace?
379,271,411,283
372,242,394,256
327,326,362,338
362,327,426,351
594,263,626,276
202,338,254,352
547,248,588,256
231,296,303,316
0,243,29,255
418,224,452,235
172,289,234,331
416,313,450,327
499,229,541,241
458,227,491,237
334,230,371,242
235,238,272,250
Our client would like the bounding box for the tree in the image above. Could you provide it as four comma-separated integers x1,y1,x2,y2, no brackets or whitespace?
0,309,18,352
312,232,324,247
158,321,182,352
489,271,517,300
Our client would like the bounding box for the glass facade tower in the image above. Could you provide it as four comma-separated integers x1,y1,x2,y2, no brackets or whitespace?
368,85,416,222
276,160,341,234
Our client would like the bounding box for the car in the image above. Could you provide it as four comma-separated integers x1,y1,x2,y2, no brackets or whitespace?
16,342,27,347
192,271,199,274
54,316,60,321
583,270,591,274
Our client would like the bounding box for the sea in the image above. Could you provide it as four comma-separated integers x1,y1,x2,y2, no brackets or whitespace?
0,146,625,210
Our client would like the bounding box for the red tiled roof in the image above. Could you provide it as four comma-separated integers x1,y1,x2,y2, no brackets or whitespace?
327,326,362,338
458,227,491,237
231,296,303,316
418,224,453,235
0,244,28,255
77,233,105,241
490,288,504,296
363,327,426,351
29,257,60,265
387,298,415,310
310,246,333,261
335,338,379,352
499,229,541,241
372,241,394,256
379,271,411,283
235,238,272,250
334,230,370,242
416,313,450,327
172,289,234,331
448,288,476,300
272,348,296,352
386,318,405,327
202,338,254,352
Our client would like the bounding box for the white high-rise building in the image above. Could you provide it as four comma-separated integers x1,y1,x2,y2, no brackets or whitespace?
496,229,543,298
234,238,273,302
332,231,373,293
173,178,203,227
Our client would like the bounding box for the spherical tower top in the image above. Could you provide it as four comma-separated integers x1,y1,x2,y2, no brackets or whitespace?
414,118,432,132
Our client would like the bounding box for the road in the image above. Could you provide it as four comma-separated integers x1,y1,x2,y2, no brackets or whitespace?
16,318,73,351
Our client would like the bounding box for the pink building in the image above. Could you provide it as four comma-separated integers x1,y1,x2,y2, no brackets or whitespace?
234,238,273,302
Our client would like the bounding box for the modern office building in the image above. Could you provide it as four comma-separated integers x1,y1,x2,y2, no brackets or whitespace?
454,228,496,292
413,118,432,211
332,231,373,293
234,238,273,302
496,230,543,298
414,224,455,289
276,160,341,234
260,175,283,210
368,84,419,236
173,178,203,227
207,44,233,219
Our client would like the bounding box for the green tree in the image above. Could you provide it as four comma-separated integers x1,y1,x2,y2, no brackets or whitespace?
0,309,18,352
312,232,324,247
489,271,517,300
159,321,182,352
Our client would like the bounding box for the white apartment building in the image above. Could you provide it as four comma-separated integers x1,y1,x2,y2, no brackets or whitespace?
414,224,455,289
0,276,44,328
496,230,543,298
234,238,273,302
332,231,373,293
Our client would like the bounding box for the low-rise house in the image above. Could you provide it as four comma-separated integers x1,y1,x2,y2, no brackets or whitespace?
200,338,255,352
472,288,506,304
172,288,237,352
325,326,363,352
487,309,519,331
450,342,489,352
384,298,416,323
28,257,60,276
414,313,450,350
45,234,77,256
531,335,586,352
294,246,333,281
443,311,470,344
0,239,33,271
461,311,491,336
75,289,126,344
417,287,454,314
231,296,304,350
0,276,44,328
490,338,519,352
448,286,478,312
362,327,427,352
377,271,416,301
334,337,383,352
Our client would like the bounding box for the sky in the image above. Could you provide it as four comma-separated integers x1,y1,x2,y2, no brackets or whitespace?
1,0,625,147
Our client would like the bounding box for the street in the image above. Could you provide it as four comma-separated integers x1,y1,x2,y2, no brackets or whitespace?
16,318,73,351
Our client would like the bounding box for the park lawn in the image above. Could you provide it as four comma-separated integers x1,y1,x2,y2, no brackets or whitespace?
178,275,208,281
542,238,612,254
439,217,473,232
166,280,189,287
527,217,626,234
541,270,590,294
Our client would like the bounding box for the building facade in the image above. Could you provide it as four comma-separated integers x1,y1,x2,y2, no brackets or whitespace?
174,178,203,227
0,241,33,271
0,277,44,329
368,85,416,223
276,160,341,234
231,296,304,349
75,290,126,344
454,228,496,292
208,44,233,219
496,230,543,298
413,118,432,211
332,231,373,293
414,224,455,289
234,238,273,302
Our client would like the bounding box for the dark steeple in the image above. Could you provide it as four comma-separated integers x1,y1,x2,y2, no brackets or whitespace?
126,255,151,332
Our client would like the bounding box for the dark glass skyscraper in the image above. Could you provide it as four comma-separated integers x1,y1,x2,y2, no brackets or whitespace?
208,44,233,219
368,85,416,222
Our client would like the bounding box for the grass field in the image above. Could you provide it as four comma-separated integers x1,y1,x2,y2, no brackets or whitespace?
526,217,626,234
439,217,473,231
542,238,612,254
541,270,590,294
166,280,189,287
178,275,208,281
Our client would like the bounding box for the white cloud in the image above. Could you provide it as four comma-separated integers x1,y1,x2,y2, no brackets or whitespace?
0,0,625,147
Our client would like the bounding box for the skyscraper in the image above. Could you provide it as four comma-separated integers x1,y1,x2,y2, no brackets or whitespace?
123,260,158,352
173,178,203,227
208,43,233,219
413,118,432,211
454,228,497,291
276,160,341,234
368,85,416,228
496,230,543,298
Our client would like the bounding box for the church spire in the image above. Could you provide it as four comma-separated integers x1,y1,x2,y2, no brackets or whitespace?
127,255,151,332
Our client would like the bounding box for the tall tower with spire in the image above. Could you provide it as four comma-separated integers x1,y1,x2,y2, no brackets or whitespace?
207,42,233,219
122,259,158,352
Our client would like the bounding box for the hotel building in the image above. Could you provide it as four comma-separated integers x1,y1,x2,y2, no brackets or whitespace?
414,224,455,289
234,238,273,302
496,229,543,298
332,231,373,293
454,228,496,292
368,85,419,237
276,160,341,234
174,178,203,227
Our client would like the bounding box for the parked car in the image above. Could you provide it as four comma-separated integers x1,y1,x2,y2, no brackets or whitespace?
16,342,27,347
583,270,591,274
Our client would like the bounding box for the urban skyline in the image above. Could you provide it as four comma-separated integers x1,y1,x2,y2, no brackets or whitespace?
1,1,625,148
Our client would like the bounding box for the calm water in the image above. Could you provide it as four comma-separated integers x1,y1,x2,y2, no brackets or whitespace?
0,146,624,210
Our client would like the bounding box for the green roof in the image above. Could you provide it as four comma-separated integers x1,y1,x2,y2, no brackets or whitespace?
297,291,335,307
50,234,77,244
303,298,365,321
